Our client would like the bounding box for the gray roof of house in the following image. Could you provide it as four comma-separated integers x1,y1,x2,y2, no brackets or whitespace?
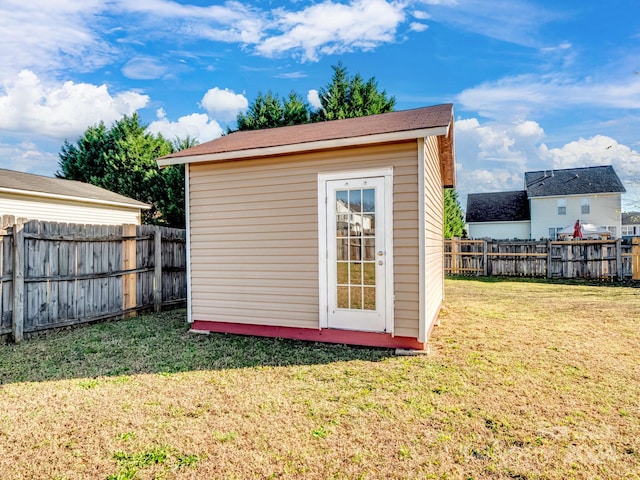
524,165,626,197
466,190,531,223
0,168,149,208
622,212,640,225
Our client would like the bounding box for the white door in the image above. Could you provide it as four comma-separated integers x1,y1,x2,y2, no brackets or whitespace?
326,176,388,332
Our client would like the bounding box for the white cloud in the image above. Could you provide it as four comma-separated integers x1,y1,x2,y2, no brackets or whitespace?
122,57,169,80
147,110,223,143
540,42,572,53
256,0,405,61
457,73,640,120
0,70,149,139
412,10,431,20
307,89,322,109
419,0,557,48
111,0,265,46
410,22,429,32
274,71,308,79
0,0,113,77
200,87,248,122
514,120,544,139
545,135,640,176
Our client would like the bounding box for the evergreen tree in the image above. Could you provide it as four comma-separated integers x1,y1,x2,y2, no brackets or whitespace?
236,91,310,131
57,114,190,228
443,188,466,239
235,63,394,131
313,62,395,121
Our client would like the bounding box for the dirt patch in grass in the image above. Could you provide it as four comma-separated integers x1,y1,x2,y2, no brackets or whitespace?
1,278,639,479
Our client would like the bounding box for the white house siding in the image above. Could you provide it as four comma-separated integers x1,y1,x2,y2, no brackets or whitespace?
468,221,531,240
188,142,421,334
421,136,444,342
0,192,142,225
530,194,622,239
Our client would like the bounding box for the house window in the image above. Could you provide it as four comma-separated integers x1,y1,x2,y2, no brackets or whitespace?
557,198,566,215
606,226,617,238
622,226,634,236
581,198,590,214
548,227,563,240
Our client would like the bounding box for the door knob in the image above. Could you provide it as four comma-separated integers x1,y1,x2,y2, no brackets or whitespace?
377,251,384,256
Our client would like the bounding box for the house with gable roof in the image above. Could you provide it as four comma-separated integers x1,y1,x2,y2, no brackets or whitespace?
466,190,530,239
0,168,149,225
622,212,640,239
466,165,626,240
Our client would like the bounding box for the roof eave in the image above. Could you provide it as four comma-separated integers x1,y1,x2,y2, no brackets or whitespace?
157,126,449,167
0,187,151,210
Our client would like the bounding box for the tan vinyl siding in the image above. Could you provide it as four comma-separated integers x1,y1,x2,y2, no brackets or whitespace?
0,192,142,225
189,142,420,331
423,136,445,336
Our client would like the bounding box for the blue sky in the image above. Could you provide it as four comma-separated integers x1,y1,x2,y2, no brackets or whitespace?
1,0,639,211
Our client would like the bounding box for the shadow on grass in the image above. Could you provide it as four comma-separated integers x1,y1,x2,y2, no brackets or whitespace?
0,309,395,385
446,274,640,289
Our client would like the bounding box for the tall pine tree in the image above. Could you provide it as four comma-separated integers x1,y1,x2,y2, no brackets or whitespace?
443,188,466,238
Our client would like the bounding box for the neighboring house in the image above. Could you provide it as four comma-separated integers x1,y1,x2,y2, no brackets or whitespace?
525,166,625,240
158,104,456,350
466,191,530,239
466,166,625,240
0,168,149,225
622,212,640,238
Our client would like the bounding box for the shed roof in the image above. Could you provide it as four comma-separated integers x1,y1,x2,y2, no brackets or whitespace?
158,104,456,187
524,165,626,197
466,190,531,223
0,168,150,209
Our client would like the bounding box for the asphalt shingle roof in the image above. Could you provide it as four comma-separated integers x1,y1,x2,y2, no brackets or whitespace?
160,104,454,161
466,190,530,223
524,165,626,197
0,168,149,208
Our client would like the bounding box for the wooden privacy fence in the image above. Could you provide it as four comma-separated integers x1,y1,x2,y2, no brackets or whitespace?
0,218,186,342
445,238,640,281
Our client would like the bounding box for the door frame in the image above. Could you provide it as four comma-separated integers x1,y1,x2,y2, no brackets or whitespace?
318,167,394,334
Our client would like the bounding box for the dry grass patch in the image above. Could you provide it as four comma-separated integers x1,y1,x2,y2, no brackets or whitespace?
0,278,639,479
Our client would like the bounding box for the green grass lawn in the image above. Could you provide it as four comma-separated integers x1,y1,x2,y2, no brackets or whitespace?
0,278,639,479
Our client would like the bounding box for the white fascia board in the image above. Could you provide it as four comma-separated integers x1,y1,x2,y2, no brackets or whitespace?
157,126,449,167
529,192,621,199
0,187,151,210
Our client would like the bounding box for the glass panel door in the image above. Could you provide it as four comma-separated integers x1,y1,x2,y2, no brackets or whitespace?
327,177,386,332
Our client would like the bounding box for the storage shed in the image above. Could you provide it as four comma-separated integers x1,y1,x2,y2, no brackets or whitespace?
158,104,456,349
0,168,149,225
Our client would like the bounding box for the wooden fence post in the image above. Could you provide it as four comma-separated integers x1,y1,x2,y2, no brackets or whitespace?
482,240,488,276
546,239,552,278
122,224,137,318
451,238,458,275
615,238,623,281
12,222,24,342
153,226,162,313
633,237,640,281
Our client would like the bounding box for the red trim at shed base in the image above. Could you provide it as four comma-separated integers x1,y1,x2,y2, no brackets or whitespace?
190,320,425,350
